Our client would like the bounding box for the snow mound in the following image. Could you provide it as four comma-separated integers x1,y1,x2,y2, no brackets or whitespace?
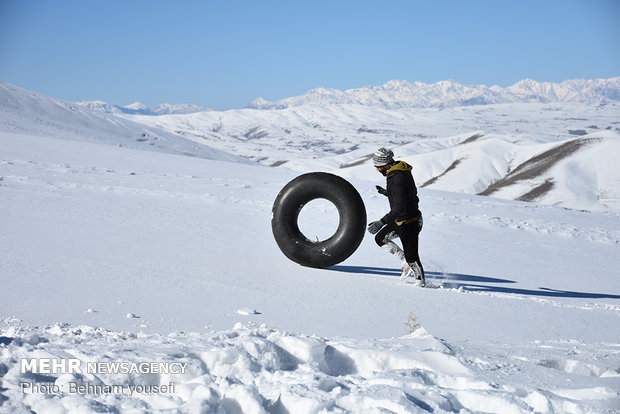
2,322,618,413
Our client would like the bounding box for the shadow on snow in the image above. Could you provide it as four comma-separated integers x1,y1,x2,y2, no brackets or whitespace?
328,266,620,300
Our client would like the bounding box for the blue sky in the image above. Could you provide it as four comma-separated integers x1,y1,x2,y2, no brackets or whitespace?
1,0,618,110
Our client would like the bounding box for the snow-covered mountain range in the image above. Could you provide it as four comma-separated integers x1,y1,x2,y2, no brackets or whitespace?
249,77,620,109
74,100,210,115
75,77,620,114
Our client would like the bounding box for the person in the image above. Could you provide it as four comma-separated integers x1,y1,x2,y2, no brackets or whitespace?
367,147,425,286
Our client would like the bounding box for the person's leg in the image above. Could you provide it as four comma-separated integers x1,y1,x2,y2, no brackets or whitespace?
375,221,406,262
376,222,413,278
399,218,425,284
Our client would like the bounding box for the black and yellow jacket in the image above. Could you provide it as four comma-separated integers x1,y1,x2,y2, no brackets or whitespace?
381,161,421,226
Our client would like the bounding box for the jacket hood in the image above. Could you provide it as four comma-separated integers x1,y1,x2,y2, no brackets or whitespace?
387,161,412,174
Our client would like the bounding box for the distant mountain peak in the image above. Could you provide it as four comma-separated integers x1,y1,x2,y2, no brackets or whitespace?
153,103,210,115
382,79,412,88
124,102,148,111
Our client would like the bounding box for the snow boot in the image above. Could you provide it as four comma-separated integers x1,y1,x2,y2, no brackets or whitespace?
400,262,412,280
401,262,425,286
411,262,425,287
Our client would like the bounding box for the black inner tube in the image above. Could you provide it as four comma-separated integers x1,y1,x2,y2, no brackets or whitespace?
271,172,367,268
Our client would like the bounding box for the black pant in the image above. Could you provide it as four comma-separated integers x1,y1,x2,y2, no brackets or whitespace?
375,217,423,270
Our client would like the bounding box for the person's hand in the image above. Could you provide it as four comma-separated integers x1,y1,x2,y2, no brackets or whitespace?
375,185,387,196
367,220,384,234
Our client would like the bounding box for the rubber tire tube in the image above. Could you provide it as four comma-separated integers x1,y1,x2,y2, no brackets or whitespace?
271,172,367,268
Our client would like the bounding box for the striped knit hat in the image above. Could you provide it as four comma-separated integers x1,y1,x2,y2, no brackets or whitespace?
372,147,394,167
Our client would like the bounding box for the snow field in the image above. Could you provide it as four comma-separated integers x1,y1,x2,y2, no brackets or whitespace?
3,132,619,344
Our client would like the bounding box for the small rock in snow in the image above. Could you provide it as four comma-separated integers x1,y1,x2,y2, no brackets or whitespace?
126,313,140,319
235,308,261,316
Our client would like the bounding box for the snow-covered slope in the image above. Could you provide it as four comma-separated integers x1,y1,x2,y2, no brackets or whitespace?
0,83,236,162
126,100,620,212
1,126,620,412
248,77,620,109
314,130,620,212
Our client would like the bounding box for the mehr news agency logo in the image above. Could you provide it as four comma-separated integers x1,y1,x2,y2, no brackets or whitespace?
20,357,188,395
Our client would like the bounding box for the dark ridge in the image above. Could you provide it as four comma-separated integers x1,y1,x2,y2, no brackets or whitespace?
340,154,373,168
517,179,555,202
243,126,269,140
421,158,465,187
270,160,288,167
340,142,411,169
568,129,588,136
459,133,485,145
